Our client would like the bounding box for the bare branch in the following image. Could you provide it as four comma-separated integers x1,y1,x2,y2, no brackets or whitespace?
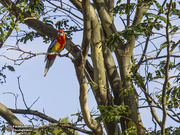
0,44,77,65
138,105,180,123
167,109,180,121
141,55,180,65
47,0,83,21
29,97,40,109
17,76,29,109
3,92,18,109
10,108,58,123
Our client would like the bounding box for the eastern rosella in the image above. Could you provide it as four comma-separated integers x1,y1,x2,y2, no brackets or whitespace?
44,30,66,77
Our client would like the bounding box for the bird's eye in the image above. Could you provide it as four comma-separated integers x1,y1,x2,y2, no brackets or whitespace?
58,31,63,36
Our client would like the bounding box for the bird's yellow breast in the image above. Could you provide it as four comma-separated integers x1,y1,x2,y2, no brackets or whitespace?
52,42,64,53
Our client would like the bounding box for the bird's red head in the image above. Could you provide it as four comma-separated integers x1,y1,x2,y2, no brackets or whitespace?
57,29,65,36
56,30,66,44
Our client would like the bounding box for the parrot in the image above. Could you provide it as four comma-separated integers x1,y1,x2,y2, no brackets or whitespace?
44,29,66,77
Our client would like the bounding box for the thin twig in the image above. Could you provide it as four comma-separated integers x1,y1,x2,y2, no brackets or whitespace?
29,97,40,109
3,92,18,109
17,76,29,109
47,0,83,21
152,117,157,133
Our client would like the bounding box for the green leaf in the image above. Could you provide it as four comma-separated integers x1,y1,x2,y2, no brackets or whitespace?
154,0,163,12
16,4,21,8
0,23,3,28
172,2,176,9
11,15,16,20
7,65,15,71
20,7,24,12
0,6,4,10
21,2,25,7
15,26,20,31
89,82,97,87
1,7,8,13
170,26,178,36
158,15,167,23
31,12,34,17
144,13,167,23
155,41,167,57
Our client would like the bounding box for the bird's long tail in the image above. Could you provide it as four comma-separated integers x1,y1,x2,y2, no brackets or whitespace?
44,56,56,77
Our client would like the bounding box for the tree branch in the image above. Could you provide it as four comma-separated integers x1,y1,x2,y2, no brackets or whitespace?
10,108,58,123
81,0,91,61
74,1,104,134
107,0,114,21
161,1,172,134
10,109,75,134
17,76,29,109
3,92,18,109
102,46,123,133
74,55,104,134
135,72,162,127
140,55,180,65
138,106,180,123
89,2,122,134
33,123,93,134
133,0,167,72
0,103,23,126
47,0,83,21
69,0,82,12
0,0,57,37
93,0,114,35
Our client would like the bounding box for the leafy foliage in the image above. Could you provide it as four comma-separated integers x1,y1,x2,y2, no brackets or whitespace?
30,117,79,135
147,61,180,81
0,118,7,134
145,60,180,109
114,1,136,16
54,19,78,39
0,64,15,84
19,19,78,44
97,105,129,123
19,31,51,44
103,22,152,51
123,126,137,135
148,126,180,135
16,0,44,19
0,6,18,44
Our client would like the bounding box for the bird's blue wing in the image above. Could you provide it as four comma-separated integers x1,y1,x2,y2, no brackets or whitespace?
47,39,57,53
44,39,57,62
